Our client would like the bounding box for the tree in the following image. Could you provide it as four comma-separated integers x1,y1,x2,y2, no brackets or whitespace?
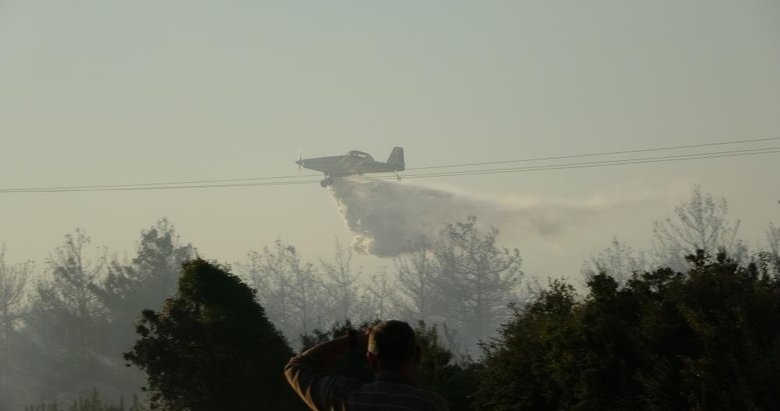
414,322,478,411
95,219,195,348
761,222,780,275
124,258,295,411
243,240,323,342
40,229,107,355
435,216,523,348
476,252,780,410
24,229,111,402
356,268,395,322
0,246,33,409
320,238,361,322
582,237,649,285
476,280,581,410
394,241,440,322
653,186,745,270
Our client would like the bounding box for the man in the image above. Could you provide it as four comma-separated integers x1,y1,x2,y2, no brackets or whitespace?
284,320,449,411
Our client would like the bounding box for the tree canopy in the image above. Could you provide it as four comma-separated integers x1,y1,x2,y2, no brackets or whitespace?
476,251,780,410
124,258,294,411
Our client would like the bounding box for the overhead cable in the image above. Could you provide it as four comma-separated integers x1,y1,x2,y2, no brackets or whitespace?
406,136,780,170
1,145,778,193
3,136,776,193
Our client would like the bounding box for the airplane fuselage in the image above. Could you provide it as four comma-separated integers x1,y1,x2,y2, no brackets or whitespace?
297,156,399,176
296,148,405,187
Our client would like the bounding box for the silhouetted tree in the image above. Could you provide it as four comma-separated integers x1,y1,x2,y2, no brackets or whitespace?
357,268,395,322
476,280,580,410
435,216,523,348
415,322,478,411
477,252,780,410
243,240,323,341
125,258,294,411
320,238,361,322
394,241,440,322
95,219,195,350
0,246,33,409
582,237,649,285
25,230,111,400
761,222,780,275
653,186,745,270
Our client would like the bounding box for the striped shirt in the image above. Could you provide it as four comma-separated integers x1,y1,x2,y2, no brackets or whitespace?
284,353,449,411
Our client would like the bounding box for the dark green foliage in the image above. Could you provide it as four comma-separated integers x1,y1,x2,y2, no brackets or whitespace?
476,251,780,410
97,220,195,346
25,389,147,411
415,323,479,411
124,258,293,411
478,280,581,410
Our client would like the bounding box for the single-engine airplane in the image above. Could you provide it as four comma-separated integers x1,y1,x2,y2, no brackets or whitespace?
296,147,405,187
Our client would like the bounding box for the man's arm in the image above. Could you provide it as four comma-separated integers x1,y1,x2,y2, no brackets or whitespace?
284,331,367,410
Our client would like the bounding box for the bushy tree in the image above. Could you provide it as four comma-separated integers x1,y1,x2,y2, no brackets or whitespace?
95,219,195,349
414,322,478,411
125,258,294,411
477,252,780,410
477,280,581,410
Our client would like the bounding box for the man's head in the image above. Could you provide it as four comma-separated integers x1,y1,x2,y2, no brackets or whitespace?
366,320,421,373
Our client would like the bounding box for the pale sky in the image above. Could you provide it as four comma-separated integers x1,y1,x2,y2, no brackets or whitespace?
1,1,779,279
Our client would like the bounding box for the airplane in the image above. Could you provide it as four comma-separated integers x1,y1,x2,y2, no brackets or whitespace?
296,147,405,187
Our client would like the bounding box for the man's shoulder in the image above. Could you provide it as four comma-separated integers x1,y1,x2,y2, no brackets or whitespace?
357,380,449,410
416,387,448,410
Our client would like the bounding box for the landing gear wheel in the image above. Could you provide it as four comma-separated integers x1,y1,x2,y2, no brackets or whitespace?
320,177,333,187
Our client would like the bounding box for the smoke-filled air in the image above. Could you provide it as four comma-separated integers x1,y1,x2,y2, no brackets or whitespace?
330,177,647,257
3,1,780,410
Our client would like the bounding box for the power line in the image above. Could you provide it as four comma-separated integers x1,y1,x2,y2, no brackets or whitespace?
3,136,776,193
0,171,322,192
401,147,780,179
2,145,778,193
406,136,780,170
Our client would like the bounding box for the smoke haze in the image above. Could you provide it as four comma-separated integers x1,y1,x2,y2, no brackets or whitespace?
329,178,666,257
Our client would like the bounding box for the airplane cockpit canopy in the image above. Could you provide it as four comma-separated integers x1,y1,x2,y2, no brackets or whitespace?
347,150,374,161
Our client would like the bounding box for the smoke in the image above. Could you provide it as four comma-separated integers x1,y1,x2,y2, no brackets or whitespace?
329,177,662,257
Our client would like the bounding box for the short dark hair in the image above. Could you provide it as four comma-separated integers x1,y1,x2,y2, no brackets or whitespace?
367,320,417,368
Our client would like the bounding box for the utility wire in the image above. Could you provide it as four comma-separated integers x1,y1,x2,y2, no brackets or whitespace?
0,178,322,193
0,171,322,191
338,147,780,182
406,136,780,170
3,137,776,193
2,145,778,193
407,137,780,170
401,146,780,178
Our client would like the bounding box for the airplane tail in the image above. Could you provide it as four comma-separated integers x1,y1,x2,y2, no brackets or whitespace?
387,147,405,170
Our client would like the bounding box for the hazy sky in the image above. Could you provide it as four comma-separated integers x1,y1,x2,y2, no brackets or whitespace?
2,1,779,279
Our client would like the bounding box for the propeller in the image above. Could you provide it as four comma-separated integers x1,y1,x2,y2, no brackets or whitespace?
297,148,303,172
